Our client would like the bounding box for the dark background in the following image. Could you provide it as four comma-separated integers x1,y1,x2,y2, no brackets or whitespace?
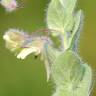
0,0,96,96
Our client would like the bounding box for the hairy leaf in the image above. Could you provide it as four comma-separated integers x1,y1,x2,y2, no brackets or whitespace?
69,10,84,52
47,0,76,35
51,50,92,96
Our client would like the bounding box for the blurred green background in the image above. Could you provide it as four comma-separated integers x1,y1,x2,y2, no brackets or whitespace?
0,0,96,96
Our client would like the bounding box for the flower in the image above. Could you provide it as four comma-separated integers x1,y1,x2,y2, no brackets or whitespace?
3,28,54,81
17,47,40,59
3,29,28,52
3,28,52,59
0,0,18,12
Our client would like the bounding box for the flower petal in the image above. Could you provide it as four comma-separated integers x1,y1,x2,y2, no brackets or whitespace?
17,47,39,59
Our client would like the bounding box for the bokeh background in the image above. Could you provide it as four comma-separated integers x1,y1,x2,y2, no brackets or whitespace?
0,0,96,96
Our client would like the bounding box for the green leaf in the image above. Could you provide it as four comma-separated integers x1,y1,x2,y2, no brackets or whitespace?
59,0,77,13
51,50,92,93
47,0,77,49
68,10,84,52
47,0,77,31
42,44,61,81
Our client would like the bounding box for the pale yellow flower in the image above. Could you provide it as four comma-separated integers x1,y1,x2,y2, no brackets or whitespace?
3,28,53,81
3,29,27,51
3,29,49,59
